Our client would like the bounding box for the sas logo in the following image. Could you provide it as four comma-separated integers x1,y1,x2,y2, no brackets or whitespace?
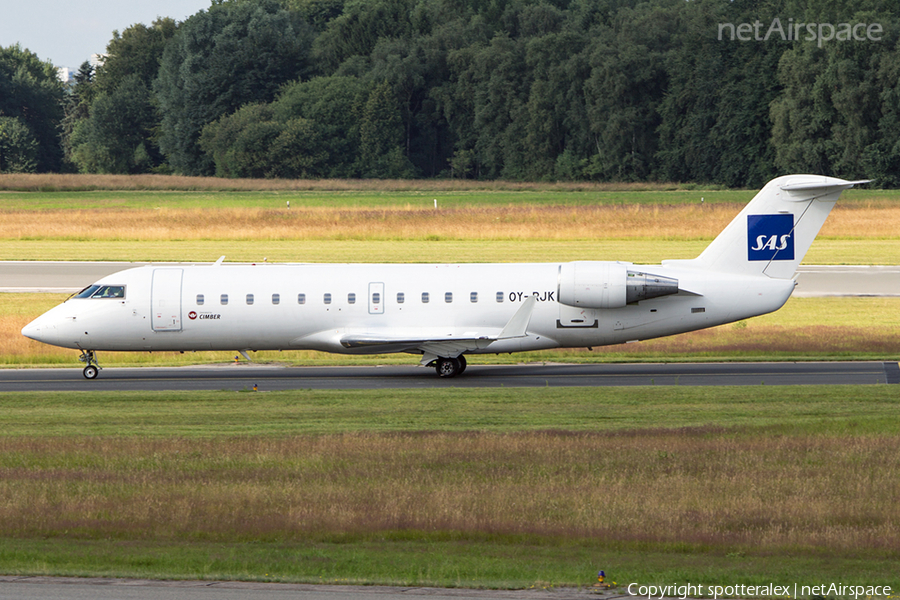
747,214,794,261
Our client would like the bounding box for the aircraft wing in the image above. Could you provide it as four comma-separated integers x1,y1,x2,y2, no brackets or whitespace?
339,295,538,359
340,333,497,355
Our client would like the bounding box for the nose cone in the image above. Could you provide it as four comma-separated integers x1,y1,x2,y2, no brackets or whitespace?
22,318,54,344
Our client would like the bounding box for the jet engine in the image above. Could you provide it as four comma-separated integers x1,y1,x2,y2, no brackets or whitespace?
557,261,679,309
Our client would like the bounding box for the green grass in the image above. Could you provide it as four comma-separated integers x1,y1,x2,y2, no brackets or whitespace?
2,537,897,591
2,238,898,263
0,386,895,437
0,186,895,210
0,387,898,592
0,189,758,210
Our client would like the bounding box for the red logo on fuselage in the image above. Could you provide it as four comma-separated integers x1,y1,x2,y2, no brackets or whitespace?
188,311,197,320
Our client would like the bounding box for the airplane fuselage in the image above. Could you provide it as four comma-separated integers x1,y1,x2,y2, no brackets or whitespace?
26,261,793,355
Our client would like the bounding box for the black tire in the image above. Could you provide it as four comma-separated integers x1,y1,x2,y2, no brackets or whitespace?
83,365,99,380
435,357,461,378
457,354,467,374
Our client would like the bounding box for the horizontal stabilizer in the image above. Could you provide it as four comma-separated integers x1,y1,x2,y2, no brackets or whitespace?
778,176,872,202
780,179,871,195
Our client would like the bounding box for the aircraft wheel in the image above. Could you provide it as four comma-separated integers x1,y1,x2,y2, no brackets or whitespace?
83,365,99,380
457,354,467,374
435,357,461,378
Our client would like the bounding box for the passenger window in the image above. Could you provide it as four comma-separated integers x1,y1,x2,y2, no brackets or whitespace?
372,292,381,304
470,292,478,303
324,293,332,305
246,294,254,305
445,292,453,303
221,294,229,305
421,292,430,303
496,291,504,303
197,294,205,306
397,292,405,304
272,293,280,305
298,293,306,305
348,293,356,304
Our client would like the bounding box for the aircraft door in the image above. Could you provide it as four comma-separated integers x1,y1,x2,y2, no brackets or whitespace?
368,282,384,314
151,268,183,332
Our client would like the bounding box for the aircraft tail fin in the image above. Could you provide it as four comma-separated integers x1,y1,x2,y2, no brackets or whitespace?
673,175,869,278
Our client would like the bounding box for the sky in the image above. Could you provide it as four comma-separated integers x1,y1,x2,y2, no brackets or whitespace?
0,0,214,69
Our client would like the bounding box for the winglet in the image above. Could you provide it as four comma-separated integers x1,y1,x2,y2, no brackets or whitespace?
498,294,537,339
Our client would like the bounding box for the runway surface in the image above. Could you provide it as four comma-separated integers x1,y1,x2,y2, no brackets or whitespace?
0,576,599,600
2,361,897,391
1,261,899,296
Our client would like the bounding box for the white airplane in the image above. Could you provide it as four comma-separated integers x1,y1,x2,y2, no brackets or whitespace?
22,175,866,379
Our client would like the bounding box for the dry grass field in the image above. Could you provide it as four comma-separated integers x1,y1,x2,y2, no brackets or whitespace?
2,173,898,243
1,429,897,554
0,203,898,242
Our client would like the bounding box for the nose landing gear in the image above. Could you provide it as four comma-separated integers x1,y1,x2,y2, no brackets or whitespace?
79,350,101,379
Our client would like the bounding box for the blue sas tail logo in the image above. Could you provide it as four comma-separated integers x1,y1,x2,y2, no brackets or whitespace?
747,214,794,261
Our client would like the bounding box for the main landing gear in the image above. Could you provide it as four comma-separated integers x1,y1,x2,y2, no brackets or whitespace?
79,350,101,379
434,354,467,378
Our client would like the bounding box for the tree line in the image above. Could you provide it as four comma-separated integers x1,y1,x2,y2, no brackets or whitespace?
2,0,900,187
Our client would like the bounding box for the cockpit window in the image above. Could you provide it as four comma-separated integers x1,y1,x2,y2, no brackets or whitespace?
74,285,101,299
88,285,125,299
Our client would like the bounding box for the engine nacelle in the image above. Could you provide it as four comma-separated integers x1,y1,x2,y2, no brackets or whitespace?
557,261,679,309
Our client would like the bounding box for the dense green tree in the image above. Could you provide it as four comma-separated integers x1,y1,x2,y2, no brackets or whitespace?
0,44,65,172
357,81,415,177
9,0,900,185
656,0,782,187
61,61,96,166
446,33,530,179
201,76,371,178
68,75,158,174
155,0,315,175
313,0,415,72
273,76,370,177
200,103,281,178
282,0,347,30
95,18,178,94
866,33,900,187
584,2,677,182
0,116,39,173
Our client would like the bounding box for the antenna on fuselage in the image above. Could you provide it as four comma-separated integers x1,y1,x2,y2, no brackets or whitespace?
214,256,226,266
